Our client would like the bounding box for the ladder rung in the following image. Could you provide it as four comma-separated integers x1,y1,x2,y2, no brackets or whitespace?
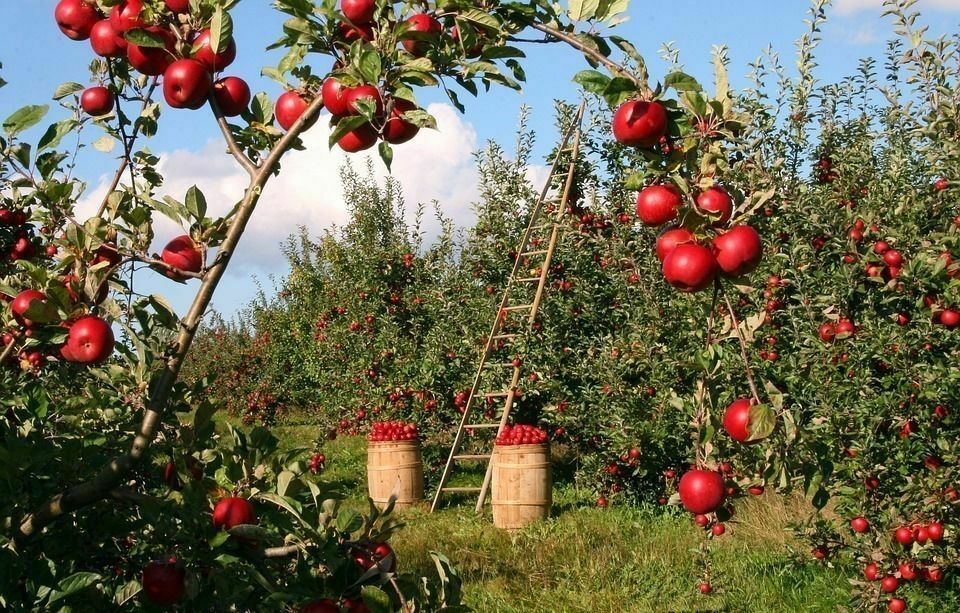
442,487,482,493
454,454,491,461
483,362,516,369
484,391,511,398
491,334,518,341
503,304,533,311
466,424,501,429
517,277,541,283
522,249,549,256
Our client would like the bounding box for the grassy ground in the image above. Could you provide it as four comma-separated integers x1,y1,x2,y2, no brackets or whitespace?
266,424,854,612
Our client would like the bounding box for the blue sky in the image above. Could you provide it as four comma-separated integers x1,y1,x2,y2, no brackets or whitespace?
3,0,959,317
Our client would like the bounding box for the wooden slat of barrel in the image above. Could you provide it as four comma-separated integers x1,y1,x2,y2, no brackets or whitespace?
491,443,552,530
367,440,425,510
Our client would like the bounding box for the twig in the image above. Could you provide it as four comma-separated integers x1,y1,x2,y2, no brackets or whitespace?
722,289,761,405
208,93,258,176
527,23,649,96
0,341,16,365
96,76,159,218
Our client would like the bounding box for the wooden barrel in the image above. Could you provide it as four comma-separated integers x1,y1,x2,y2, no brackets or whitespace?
367,440,424,510
491,443,552,530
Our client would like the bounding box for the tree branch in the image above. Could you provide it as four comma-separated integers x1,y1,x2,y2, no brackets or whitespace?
16,95,326,542
96,75,159,219
722,289,762,404
526,23,650,96
208,93,258,176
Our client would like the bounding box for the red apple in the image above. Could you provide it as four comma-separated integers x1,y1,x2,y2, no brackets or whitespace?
662,243,717,292
142,559,185,606
382,99,420,144
65,316,115,364
835,319,856,338
722,398,756,443
89,19,126,57
276,91,316,131
655,226,695,262
864,563,879,581
874,240,890,254
322,78,351,117
109,0,144,33
611,99,668,148
213,76,251,117
887,598,906,613
939,309,960,329
677,469,725,514
81,86,114,116
894,526,914,547
899,562,917,581
163,59,212,109
712,225,762,277
212,497,257,529
161,235,203,280
696,187,733,225
935,178,950,191
881,575,899,593
166,0,191,13
192,29,237,72
55,0,100,41
850,517,869,533
345,84,384,116
635,184,682,226
339,21,374,42
338,124,379,152
883,249,904,267
301,600,340,613
927,521,944,542
341,0,376,23
402,13,442,56
127,27,175,75
11,290,49,328
699,582,712,594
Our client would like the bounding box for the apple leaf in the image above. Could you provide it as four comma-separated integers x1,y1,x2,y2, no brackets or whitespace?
336,508,362,534
361,586,392,613
664,71,702,93
124,28,166,48
328,116,368,149
52,82,84,101
568,0,600,21
114,580,141,606
210,7,234,56
357,47,382,84
378,141,393,172
37,120,79,153
4,104,49,138
573,70,610,95
747,404,776,442
48,572,101,605
92,135,116,153
185,185,208,220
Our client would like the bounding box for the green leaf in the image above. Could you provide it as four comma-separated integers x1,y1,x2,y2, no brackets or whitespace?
357,47,382,83
185,185,208,220
336,508,362,534
378,141,393,172
37,120,79,152
92,135,116,153
49,572,101,605
664,71,702,93
210,7,234,55
573,70,611,95
747,404,775,442
4,104,49,137
53,82,85,100
568,0,600,21
361,586,392,613
124,28,167,48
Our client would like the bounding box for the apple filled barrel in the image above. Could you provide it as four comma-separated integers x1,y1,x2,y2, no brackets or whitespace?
366,421,424,510
491,425,552,530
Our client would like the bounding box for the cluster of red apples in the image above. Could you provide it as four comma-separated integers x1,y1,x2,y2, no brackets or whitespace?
55,0,253,119
55,0,437,153
613,99,763,292
495,424,549,446
367,420,420,442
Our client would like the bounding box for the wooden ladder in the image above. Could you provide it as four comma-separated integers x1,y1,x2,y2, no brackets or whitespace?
430,103,586,513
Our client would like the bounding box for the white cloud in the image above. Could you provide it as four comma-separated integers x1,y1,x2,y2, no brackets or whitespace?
834,0,960,15
79,103,483,274
849,24,880,44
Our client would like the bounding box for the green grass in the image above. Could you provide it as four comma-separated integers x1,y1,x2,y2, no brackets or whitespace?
262,423,856,612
